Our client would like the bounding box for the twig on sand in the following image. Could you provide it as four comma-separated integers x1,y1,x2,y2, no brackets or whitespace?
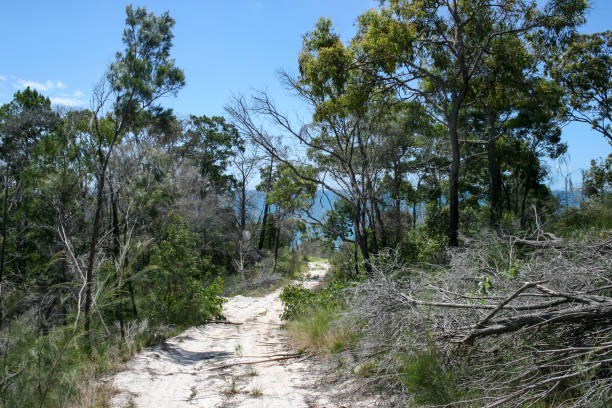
210,353,304,370
202,320,243,325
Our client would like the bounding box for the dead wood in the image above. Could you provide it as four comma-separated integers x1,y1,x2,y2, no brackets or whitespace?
339,235,612,407
209,353,303,370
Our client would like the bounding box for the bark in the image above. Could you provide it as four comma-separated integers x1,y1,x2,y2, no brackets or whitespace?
487,110,502,226
354,201,372,278
460,303,612,343
273,217,281,270
239,182,246,230
448,105,461,247
367,175,387,248
83,121,122,348
520,182,530,230
258,157,273,250
110,182,125,340
0,174,8,330
393,158,402,241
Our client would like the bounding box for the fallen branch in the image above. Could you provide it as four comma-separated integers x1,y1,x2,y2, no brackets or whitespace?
456,302,612,343
201,320,242,325
209,353,304,370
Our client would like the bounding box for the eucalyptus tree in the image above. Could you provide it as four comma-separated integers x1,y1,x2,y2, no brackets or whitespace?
552,30,611,143
82,5,185,344
0,88,59,329
352,0,586,245
181,115,244,194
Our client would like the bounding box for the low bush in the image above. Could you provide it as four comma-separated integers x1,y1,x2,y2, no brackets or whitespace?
279,280,346,321
399,348,457,405
399,228,446,264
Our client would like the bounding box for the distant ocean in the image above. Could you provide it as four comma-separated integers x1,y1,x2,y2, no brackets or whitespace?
247,189,585,222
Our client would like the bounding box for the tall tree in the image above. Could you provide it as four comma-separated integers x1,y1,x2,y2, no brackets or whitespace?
552,31,611,143
0,88,58,329
353,0,586,245
82,5,184,345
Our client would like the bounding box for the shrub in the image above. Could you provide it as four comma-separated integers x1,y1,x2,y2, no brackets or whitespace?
286,307,351,352
400,348,456,405
279,281,346,321
400,228,446,264
145,214,225,325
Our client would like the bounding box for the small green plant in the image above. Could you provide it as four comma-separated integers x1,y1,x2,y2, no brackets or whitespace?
250,386,263,397
400,348,456,405
223,378,240,396
400,228,446,264
286,307,352,352
280,281,346,321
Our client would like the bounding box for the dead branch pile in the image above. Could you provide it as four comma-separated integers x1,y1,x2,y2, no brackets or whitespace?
340,233,612,407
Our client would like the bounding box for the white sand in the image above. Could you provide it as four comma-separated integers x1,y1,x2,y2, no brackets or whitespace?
109,261,383,408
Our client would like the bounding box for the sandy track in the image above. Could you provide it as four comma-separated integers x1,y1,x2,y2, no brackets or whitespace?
109,261,375,408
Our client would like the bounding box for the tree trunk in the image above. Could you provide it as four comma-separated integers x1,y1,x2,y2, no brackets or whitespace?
239,182,246,230
83,124,121,349
258,157,273,250
520,183,530,230
354,201,372,278
0,174,8,330
110,182,125,340
487,110,502,227
367,176,387,248
393,158,402,242
448,106,461,247
273,218,281,270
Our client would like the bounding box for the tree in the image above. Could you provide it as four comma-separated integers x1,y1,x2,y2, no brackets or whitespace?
353,0,586,245
147,214,223,325
552,31,611,143
181,115,244,193
82,5,185,346
0,88,59,329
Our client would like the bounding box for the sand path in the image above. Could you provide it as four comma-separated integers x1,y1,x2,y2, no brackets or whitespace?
109,261,374,408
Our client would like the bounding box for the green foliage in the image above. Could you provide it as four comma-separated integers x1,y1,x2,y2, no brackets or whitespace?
274,247,308,278
400,227,446,264
279,281,346,321
329,243,362,280
108,5,185,116
552,30,612,143
182,115,244,192
0,316,180,408
399,348,456,405
286,306,351,353
583,154,612,197
145,214,225,325
551,195,612,235
268,163,318,214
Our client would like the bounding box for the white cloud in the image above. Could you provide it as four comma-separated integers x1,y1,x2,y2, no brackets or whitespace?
0,75,6,81
17,79,49,91
16,79,67,92
72,89,83,97
50,96,85,107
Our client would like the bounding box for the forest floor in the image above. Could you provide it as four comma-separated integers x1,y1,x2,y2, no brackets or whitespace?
107,261,386,408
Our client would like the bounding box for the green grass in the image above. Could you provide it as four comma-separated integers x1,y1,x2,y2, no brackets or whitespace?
286,307,351,353
399,348,457,405
0,316,183,408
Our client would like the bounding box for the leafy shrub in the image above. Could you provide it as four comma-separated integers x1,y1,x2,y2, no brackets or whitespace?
329,243,362,280
550,195,612,235
145,214,225,325
400,348,456,405
400,228,446,263
286,307,351,352
279,281,346,321
274,247,308,278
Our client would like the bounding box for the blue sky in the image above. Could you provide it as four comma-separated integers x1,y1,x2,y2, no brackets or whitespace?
1,0,610,189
